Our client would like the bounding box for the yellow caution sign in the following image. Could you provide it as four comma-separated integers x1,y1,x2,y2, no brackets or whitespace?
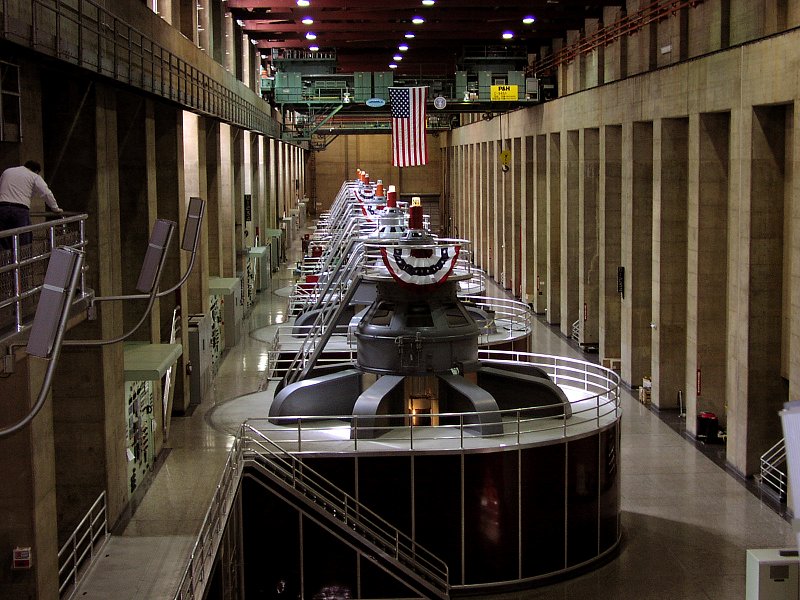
490,84,519,101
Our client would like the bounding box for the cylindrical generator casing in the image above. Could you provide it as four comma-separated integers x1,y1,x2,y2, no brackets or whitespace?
355,281,480,375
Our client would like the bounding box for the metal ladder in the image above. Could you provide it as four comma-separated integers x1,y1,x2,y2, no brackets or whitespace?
241,424,450,599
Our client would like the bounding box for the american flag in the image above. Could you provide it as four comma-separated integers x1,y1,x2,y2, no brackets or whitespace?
389,86,428,167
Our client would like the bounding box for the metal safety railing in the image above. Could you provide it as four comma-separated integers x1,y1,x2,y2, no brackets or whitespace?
1,0,279,138
174,423,450,600
260,350,621,451
759,438,788,500
266,293,533,381
57,491,108,598
0,212,89,344
243,424,450,599
174,437,244,600
527,0,706,77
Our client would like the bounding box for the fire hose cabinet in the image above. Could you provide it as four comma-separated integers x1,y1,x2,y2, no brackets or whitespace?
746,549,799,600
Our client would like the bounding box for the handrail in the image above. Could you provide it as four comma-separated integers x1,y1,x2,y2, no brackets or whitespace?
174,436,243,600
58,491,108,597
9,0,279,138
282,239,366,386
760,437,787,498
241,424,450,599
527,0,705,77
0,213,89,344
259,350,621,451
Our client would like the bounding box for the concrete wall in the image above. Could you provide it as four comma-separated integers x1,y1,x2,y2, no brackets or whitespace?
449,23,800,478
313,134,443,212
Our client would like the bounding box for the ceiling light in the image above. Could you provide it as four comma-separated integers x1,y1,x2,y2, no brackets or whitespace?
305,31,317,40
411,16,425,24
523,15,535,24
404,32,415,39
236,19,244,27
296,0,310,6
309,45,319,51
502,31,514,39
398,44,408,51
393,54,403,61
389,63,398,69
301,17,313,25
422,0,435,5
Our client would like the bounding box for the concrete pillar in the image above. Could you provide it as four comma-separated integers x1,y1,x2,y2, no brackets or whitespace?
729,105,790,476
579,128,600,347
116,92,157,338
255,135,267,244
626,0,657,76
182,111,210,315
480,141,488,271
223,11,235,74
491,139,501,279
582,19,603,90
600,125,622,362
470,143,479,267
730,0,768,45
502,137,515,290
656,3,689,67
602,6,626,84
560,130,580,337
47,80,128,531
205,121,223,277
241,130,253,250
197,0,210,54
565,30,581,95
547,133,562,325
687,112,730,435
512,137,522,295
621,121,653,387
267,137,277,229
480,142,495,277
790,105,800,408
523,136,535,303
153,103,190,412
218,123,236,277
0,360,58,599
231,129,244,269
533,134,548,314
651,118,689,409
688,0,732,57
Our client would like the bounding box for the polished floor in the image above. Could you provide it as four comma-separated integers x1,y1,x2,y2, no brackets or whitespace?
74,230,795,600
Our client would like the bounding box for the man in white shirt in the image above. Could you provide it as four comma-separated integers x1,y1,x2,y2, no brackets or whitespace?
0,160,62,250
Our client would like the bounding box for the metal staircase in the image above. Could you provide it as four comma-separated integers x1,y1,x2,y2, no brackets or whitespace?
282,243,366,387
242,424,450,599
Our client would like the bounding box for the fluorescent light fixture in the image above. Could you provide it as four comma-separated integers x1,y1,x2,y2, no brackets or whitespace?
305,31,317,39
297,0,310,6
302,16,313,25
411,16,425,24
309,45,319,51
389,63,398,69
523,15,535,24
422,0,435,5
405,32,415,38
502,30,514,39
393,54,403,61
398,44,409,51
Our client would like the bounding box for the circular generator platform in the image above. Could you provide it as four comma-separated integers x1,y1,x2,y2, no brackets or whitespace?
249,351,622,594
